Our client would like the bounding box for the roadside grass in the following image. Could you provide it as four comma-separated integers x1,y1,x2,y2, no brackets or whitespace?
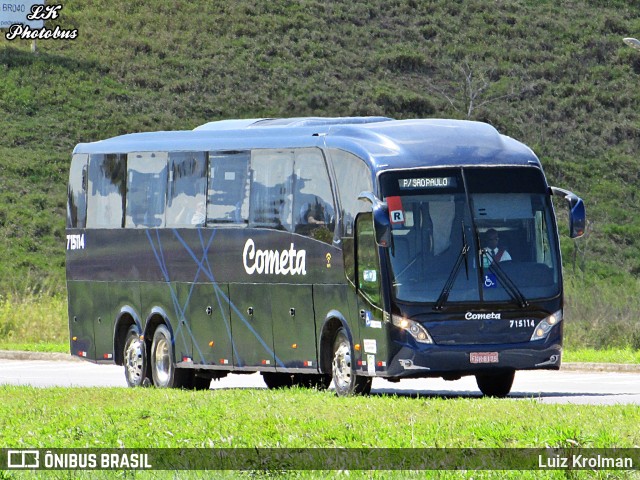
563,272,640,352
0,293,67,349
563,347,640,364
4,467,637,480
0,386,639,479
0,342,67,353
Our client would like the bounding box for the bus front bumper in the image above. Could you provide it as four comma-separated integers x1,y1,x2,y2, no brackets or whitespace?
381,342,562,379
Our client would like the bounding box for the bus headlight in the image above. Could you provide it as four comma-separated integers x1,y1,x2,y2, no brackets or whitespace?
530,310,562,341
392,315,433,344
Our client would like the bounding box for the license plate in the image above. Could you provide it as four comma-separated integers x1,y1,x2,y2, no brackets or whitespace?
470,352,499,364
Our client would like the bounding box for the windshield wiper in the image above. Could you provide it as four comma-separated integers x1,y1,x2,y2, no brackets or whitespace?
481,250,529,308
434,222,470,311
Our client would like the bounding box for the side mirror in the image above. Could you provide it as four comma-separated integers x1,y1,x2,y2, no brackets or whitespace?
358,191,392,247
550,187,586,238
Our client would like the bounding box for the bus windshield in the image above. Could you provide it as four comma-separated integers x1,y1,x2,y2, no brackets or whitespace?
381,168,560,305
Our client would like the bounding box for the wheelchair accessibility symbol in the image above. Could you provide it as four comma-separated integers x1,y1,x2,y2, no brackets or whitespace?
484,273,497,289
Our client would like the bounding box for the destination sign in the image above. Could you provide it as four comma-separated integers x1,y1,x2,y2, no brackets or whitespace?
398,177,456,189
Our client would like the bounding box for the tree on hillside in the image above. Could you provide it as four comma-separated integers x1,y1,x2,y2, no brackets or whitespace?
426,60,532,119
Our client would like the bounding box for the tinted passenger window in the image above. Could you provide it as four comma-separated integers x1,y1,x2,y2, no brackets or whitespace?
207,151,250,225
329,149,372,236
329,150,373,282
166,152,207,227
249,150,294,231
292,149,335,244
126,152,168,228
67,154,88,228
86,154,125,228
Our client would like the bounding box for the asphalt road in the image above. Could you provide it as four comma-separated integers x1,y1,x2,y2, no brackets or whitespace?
1,355,639,404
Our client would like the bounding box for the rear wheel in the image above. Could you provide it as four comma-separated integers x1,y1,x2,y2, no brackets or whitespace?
475,371,515,397
331,328,372,396
150,325,191,388
123,326,148,388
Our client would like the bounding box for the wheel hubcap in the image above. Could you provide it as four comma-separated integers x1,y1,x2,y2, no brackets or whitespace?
154,336,171,386
332,340,352,389
124,336,144,384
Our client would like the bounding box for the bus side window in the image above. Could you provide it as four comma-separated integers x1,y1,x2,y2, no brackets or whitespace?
330,149,372,237
126,152,168,228
249,150,293,231
329,149,373,283
166,152,206,227
292,149,335,244
86,154,126,228
67,154,88,228
356,213,382,306
207,151,250,225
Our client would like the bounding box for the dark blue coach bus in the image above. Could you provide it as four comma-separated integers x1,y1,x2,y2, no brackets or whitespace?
66,117,585,396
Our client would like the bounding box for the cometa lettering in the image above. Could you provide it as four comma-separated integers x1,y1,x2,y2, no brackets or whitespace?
243,239,306,276
465,312,501,320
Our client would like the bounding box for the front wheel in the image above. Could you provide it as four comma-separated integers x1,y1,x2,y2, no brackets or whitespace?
150,325,190,388
475,370,515,397
123,326,148,387
331,328,372,396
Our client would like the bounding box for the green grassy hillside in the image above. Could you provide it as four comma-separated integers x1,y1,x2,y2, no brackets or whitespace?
1,1,639,344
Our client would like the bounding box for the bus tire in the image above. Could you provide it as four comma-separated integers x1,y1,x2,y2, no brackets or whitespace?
475,370,515,397
123,326,148,388
331,327,372,396
150,324,190,388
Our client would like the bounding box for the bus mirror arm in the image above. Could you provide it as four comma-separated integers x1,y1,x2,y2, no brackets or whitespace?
550,186,586,239
358,191,378,205
358,191,393,248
